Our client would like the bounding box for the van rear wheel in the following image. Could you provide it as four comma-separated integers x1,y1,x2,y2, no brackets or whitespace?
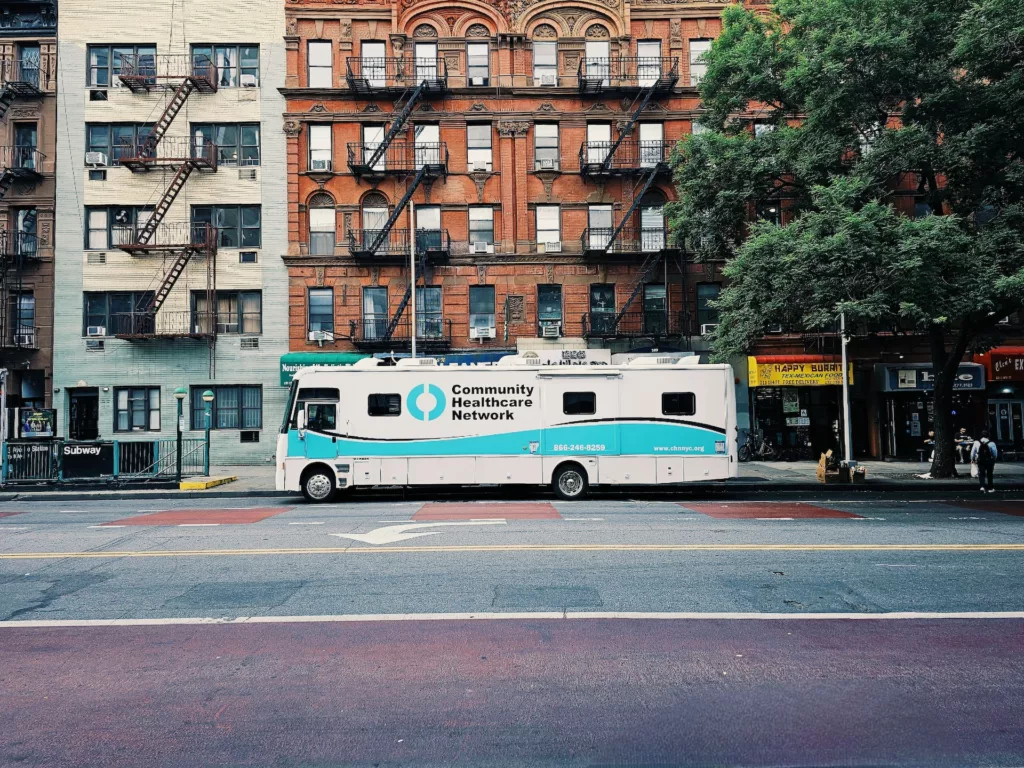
553,464,588,501
301,466,336,503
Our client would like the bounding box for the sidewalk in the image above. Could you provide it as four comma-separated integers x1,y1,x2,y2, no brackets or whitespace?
2,458,1023,501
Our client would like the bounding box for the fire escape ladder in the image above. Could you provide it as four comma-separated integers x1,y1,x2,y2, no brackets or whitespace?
0,168,15,201
605,166,659,252
146,247,199,314
366,165,428,256
613,251,664,327
382,251,429,341
145,77,197,152
364,80,427,171
136,161,196,245
602,84,657,171
0,87,15,122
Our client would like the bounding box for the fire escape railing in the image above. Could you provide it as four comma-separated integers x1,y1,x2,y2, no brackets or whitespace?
0,54,53,121
577,56,679,95
0,146,44,201
345,57,448,95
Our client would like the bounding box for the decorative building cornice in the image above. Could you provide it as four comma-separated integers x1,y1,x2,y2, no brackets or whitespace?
497,120,530,137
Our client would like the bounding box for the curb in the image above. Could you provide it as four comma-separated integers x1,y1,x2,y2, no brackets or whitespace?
179,476,238,491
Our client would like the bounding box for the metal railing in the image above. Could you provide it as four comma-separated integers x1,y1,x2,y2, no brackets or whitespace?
579,140,669,175
116,136,218,168
0,230,39,259
349,316,453,348
4,325,39,348
347,141,449,174
0,56,53,91
347,228,451,258
114,222,218,252
2,438,209,484
582,310,688,338
577,56,679,91
117,54,217,90
581,226,672,254
345,57,448,89
110,311,216,338
0,146,43,172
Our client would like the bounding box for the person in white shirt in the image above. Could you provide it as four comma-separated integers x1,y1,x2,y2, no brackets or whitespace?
971,430,999,492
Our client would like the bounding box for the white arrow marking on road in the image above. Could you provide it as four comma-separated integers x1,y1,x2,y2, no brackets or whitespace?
330,519,506,545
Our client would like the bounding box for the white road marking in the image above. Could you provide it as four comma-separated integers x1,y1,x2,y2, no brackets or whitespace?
88,525,125,529
4,610,1024,628
0,526,29,531
875,564,922,568
178,523,220,527
562,517,604,521
288,522,325,526
330,519,506,545
756,517,795,521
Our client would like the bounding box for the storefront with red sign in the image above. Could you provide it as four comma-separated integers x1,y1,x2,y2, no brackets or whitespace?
975,347,1024,450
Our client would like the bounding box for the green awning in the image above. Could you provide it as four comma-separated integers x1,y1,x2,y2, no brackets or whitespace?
280,352,368,385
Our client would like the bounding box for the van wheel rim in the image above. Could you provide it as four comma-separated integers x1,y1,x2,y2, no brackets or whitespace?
307,474,332,500
559,471,583,497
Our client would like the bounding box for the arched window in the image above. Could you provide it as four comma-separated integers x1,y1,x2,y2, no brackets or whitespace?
639,190,666,251
361,192,389,250
308,192,336,256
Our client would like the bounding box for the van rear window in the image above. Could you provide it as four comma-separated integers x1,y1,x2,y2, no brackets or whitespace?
563,392,596,415
368,394,402,416
662,392,696,415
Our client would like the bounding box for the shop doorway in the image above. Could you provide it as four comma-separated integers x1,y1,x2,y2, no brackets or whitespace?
988,400,1024,451
68,388,99,441
751,386,841,458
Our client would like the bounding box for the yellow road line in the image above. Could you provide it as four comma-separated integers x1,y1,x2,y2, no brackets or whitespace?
2,543,1024,559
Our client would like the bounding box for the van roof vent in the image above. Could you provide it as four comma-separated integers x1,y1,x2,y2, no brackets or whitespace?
396,357,438,367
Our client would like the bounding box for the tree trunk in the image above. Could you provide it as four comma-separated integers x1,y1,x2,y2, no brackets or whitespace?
928,325,972,479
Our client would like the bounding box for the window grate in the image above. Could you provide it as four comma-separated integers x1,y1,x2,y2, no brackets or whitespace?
240,430,260,443
87,253,106,264
240,337,259,350
238,168,257,181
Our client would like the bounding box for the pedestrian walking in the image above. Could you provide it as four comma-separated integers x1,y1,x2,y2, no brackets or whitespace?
971,430,999,493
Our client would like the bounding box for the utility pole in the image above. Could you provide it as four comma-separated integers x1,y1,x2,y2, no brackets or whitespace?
410,200,416,359
840,312,853,464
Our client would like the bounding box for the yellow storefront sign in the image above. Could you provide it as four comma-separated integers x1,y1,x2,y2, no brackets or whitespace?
747,358,853,387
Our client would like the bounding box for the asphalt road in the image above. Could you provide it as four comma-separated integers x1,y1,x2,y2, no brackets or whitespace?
2,492,1024,766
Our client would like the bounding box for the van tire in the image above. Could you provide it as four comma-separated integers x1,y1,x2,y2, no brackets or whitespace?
301,465,336,503
553,463,588,501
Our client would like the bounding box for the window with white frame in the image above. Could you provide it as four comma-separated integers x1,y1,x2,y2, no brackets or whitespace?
308,287,334,333
307,41,333,87
192,44,259,87
534,123,558,170
533,41,557,84
466,42,489,85
469,206,494,245
467,124,491,170
469,285,495,332
536,205,560,248
689,39,711,86
308,124,332,171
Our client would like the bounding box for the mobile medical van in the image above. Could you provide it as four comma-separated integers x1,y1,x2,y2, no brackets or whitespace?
277,355,737,501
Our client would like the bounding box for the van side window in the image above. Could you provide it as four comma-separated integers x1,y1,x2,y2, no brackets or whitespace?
563,392,596,415
307,403,336,431
662,392,696,415
298,387,340,400
368,394,402,416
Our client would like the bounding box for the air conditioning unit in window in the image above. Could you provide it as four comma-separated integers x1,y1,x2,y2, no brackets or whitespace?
471,161,491,172
470,77,487,86
14,333,34,346
541,322,561,338
537,158,555,170
240,74,258,87
308,329,335,343
767,324,783,333
700,323,719,336
469,325,496,340
537,73,557,86
85,152,108,166
310,158,332,171
86,326,106,337
472,241,492,254
541,240,561,253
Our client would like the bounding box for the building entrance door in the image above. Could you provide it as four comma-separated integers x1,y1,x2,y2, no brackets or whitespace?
68,388,99,441
988,400,1024,450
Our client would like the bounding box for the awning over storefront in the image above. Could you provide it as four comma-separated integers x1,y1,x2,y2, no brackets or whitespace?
747,356,852,387
280,352,368,385
874,363,985,392
974,347,1024,383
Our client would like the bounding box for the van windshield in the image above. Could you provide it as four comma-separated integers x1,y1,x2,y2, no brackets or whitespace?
280,380,298,434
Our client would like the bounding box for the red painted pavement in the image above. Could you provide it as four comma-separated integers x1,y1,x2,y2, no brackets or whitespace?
681,502,863,519
413,502,561,521
102,507,292,526
954,501,1024,517
0,509,26,519
1,619,1022,767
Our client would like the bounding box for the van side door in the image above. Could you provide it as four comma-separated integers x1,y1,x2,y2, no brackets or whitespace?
539,374,620,456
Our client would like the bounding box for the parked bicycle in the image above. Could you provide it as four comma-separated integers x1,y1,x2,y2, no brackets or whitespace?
738,431,780,462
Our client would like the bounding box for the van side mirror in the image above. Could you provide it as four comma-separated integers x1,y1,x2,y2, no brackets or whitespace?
297,410,307,434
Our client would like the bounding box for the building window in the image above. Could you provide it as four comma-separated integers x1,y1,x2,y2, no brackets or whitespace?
587,204,613,249
191,385,262,430
85,205,154,249
82,291,153,335
11,292,33,344
696,283,721,327
469,206,494,245
114,387,160,432
466,42,489,85
362,286,388,340
17,43,40,88
469,285,495,332
86,124,153,165
87,44,155,87
643,284,667,335
13,123,36,169
415,42,438,81
14,208,37,257
416,286,443,338
191,124,260,166
691,121,709,136
533,41,557,84
662,392,696,416
368,394,402,417
467,124,491,170
563,392,596,415
689,39,711,86
415,205,442,252
361,124,386,170
538,284,562,326
756,201,781,226
192,291,262,334
308,288,334,333
534,123,559,170
308,124,333,171
191,205,261,248
308,192,336,256
307,41,333,88
536,205,560,247
191,44,259,87
361,41,386,87
637,40,662,86
414,123,441,167
589,283,616,334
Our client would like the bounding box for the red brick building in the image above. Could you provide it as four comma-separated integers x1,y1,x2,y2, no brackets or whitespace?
282,0,729,356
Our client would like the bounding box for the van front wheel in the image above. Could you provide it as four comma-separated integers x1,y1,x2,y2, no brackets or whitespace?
301,466,336,503
553,464,588,501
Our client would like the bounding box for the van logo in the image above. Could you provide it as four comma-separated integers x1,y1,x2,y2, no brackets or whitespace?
407,383,446,421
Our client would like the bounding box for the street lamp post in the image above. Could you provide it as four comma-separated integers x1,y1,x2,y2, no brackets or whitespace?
202,389,214,476
173,387,187,483
840,313,853,465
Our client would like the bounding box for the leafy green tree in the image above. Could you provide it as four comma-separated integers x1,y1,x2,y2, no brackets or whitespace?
669,0,1024,477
